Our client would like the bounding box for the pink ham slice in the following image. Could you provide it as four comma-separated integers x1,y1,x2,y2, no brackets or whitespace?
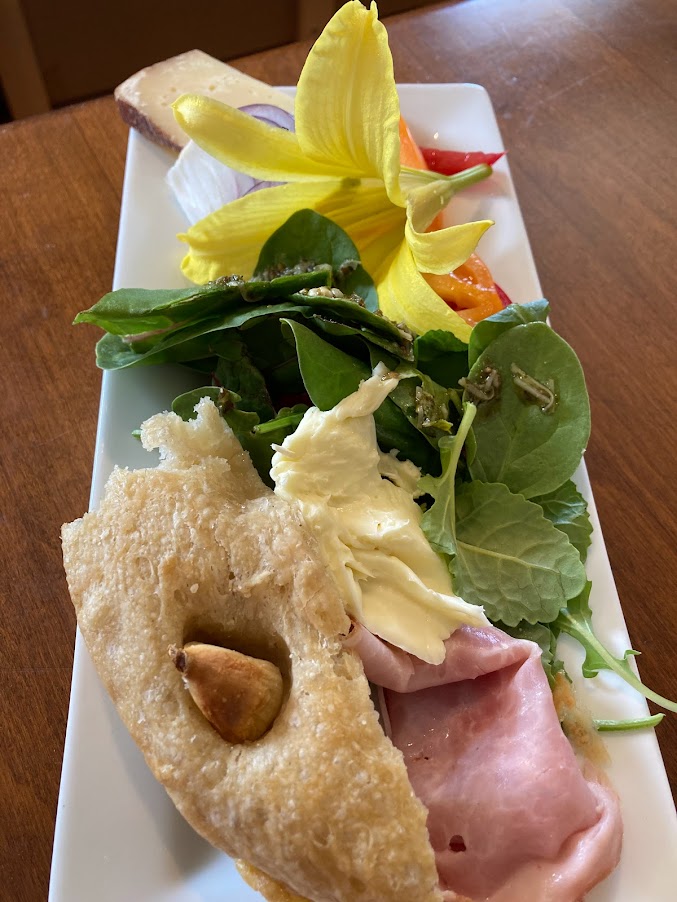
346,624,622,901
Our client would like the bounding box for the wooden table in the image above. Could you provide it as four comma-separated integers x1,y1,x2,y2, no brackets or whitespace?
1,0,675,898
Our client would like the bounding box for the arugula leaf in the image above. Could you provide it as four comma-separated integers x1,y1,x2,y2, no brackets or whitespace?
453,482,587,625
414,329,469,389
419,403,477,556
284,319,439,473
532,480,593,561
254,209,379,311
595,715,664,732
468,299,550,368
465,322,590,498
553,583,677,712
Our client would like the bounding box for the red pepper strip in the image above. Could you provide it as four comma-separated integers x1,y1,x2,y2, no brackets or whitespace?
494,283,513,308
420,148,504,176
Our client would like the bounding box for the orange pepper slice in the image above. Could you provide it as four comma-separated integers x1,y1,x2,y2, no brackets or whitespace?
400,119,502,325
423,255,504,324
399,117,428,169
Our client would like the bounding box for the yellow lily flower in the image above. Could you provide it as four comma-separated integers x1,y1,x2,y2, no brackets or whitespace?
173,1,493,341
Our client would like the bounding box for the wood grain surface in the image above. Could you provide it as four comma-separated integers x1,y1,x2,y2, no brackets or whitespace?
1,0,675,899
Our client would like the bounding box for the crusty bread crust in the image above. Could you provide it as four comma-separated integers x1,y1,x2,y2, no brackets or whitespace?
237,860,311,901
62,400,441,901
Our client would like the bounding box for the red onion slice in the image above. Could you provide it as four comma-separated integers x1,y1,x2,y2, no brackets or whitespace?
238,103,295,132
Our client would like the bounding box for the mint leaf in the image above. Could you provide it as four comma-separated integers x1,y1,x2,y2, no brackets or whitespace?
453,482,587,625
532,480,593,561
554,583,677,713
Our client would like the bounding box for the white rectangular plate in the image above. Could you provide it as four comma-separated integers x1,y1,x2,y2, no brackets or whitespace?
50,85,677,901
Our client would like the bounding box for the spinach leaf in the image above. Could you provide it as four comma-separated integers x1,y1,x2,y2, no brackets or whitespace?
213,332,275,420
172,387,260,434
465,322,590,498
532,480,593,561
171,386,306,486
254,209,378,311
553,583,677,712
414,329,469,389
453,481,587,625
364,347,459,444
390,365,456,441
284,319,438,473
242,405,308,485
76,271,329,336
312,317,413,361
95,323,229,369
468,299,550,368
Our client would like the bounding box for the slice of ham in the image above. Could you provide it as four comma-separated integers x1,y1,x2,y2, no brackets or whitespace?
346,623,622,901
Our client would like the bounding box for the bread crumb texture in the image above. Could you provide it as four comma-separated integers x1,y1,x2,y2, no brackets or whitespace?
62,399,440,902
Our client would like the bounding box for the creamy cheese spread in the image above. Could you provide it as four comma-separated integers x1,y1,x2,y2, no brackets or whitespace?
271,365,488,664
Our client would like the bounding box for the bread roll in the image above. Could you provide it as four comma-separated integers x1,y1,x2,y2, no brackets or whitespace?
62,398,440,902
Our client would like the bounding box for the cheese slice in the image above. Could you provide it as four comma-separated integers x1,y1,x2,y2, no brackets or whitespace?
114,49,294,151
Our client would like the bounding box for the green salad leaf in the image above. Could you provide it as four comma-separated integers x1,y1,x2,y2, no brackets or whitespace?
172,386,306,487
76,271,329,336
468,298,550,368
284,319,439,472
595,715,664,731
453,481,587,625
419,403,477,556
464,322,590,498
254,209,379,311
532,480,593,561
554,583,677,712
414,329,469,390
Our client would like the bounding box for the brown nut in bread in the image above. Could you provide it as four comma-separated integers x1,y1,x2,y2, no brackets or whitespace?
169,642,284,743
61,398,441,902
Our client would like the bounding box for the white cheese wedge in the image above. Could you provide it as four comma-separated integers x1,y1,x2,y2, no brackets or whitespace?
271,365,489,665
114,49,294,151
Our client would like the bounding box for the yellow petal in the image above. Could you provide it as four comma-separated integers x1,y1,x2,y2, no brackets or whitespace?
173,94,358,184
180,179,404,285
295,1,403,206
405,209,493,276
314,181,405,273
180,182,339,283
378,241,473,342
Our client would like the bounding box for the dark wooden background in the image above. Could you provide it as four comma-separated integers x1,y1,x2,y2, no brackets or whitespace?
1,0,675,899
